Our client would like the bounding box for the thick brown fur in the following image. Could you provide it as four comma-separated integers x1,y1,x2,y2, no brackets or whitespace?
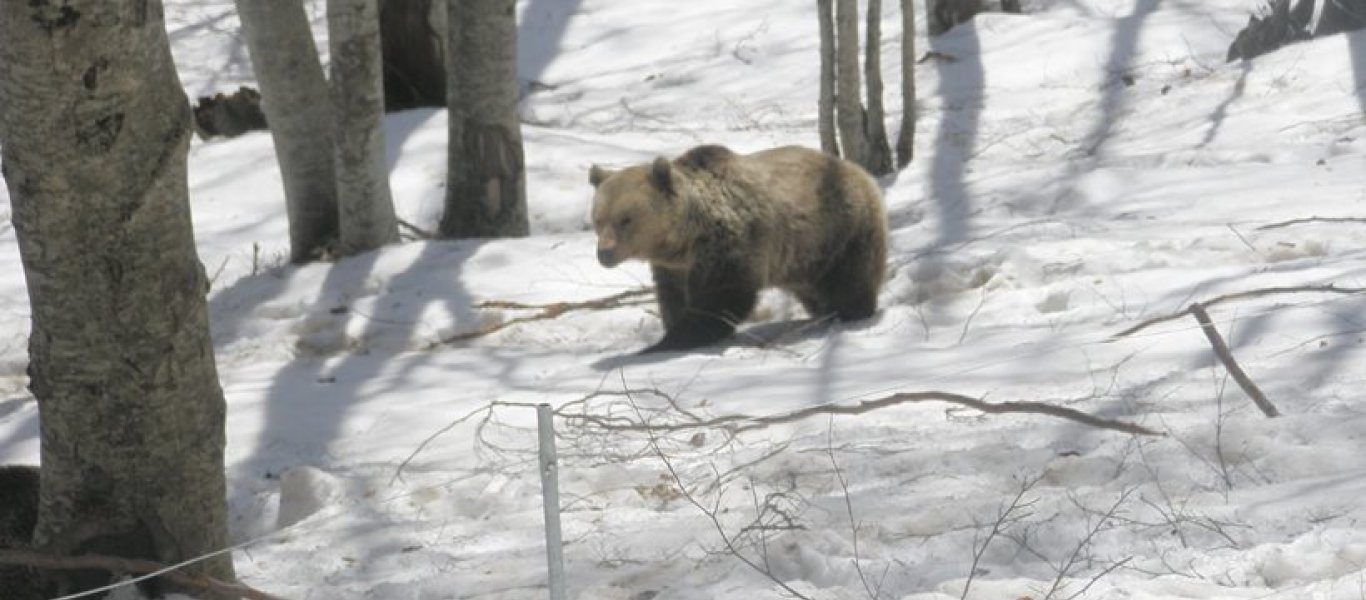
589,144,887,352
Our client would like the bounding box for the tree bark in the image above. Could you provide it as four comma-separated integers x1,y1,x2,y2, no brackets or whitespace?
863,0,895,174
835,0,871,167
817,0,839,155
0,1,236,597
329,0,401,255
1315,0,1366,36
381,0,448,111
236,0,340,263
441,0,530,238
896,0,917,167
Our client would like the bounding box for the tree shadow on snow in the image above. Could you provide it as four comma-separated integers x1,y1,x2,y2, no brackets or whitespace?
517,0,587,85
234,240,483,482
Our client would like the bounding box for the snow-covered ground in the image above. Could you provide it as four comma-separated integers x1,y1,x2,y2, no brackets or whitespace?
3,0,1366,598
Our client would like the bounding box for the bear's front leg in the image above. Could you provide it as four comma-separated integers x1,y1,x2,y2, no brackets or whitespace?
643,262,758,353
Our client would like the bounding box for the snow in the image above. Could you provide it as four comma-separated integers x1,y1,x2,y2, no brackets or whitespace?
2,0,1366,598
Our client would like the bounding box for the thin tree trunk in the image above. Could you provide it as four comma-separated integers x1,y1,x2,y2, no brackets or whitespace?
329,0,401,255
863,0,895,174
0,1,235,597
236,0,340,263
441,0,530,238
817,0,839,155
896,0,917,167
835,0,871,167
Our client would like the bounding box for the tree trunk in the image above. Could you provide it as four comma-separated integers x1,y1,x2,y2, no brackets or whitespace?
1315,0,1366,36
863,0,895,174
441,0,530,238
930,0,983,35
835,0,871,167
896,0,917,167
329,0,401,255
381,0,448,111
817,0,839,155
0,1,236,597
236,0,340,263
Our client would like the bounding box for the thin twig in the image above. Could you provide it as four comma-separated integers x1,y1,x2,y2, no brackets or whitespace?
427,287,653,348
827,418,880,600
1256,216,1366,230
1112,284,1366,338
626,384,814,600
962,476,1040,600
1042,488,1135,600
1188,303,1279,418
0,549,290,600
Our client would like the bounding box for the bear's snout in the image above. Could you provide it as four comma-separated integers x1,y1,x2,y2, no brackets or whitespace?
597,247,621,268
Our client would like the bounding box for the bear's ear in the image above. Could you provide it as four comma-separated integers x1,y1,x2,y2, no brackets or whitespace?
649,157,675,197
588,165,614,187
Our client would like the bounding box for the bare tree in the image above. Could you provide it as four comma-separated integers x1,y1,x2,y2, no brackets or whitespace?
441,0,530,238
329,0,401,255
236,0,340,262
896,0,917,167
817,0,840,155
863,0,895,174
0,1,236,597
835,0,872,167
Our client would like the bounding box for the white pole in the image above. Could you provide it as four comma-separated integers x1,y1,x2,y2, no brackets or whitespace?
537,403,567,600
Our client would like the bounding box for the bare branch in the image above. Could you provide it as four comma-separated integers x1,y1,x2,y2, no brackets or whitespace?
1188,303,1279,418
626,388,815,600
1112,284,1366,338
0,549,291,600
963,476,1041,600
427,287,653,348
1256,216,1366,230
827,418,881,600
565,388,1157,437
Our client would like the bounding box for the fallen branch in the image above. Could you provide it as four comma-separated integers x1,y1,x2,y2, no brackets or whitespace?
1188,303,1279,418
1256,216,1366,230
0,549,290,600
428,287,653,348
563,388,1158,436
396,218,435,240
1112,284,1366,338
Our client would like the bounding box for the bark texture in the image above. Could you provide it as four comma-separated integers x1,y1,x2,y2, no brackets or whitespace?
835,0,871,167
441,0,530,238
0,1,235,597
896,0,917,167
817,0,839,155
863,0,895,174
236,0,340,263
329,0,401,255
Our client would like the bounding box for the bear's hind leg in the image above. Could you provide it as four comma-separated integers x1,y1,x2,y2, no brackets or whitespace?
813,238,883,322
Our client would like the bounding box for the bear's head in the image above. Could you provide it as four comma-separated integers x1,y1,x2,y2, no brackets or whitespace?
588,157,690,269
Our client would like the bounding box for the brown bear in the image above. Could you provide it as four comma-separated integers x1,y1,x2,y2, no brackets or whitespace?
589,144,887,353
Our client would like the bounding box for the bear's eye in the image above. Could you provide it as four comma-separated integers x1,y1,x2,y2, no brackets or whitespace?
618,216,633,229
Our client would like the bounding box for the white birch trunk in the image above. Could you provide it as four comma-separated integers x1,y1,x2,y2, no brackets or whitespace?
441,0,530,238
329,0,401,255
0,1,235,596
236,0,341,262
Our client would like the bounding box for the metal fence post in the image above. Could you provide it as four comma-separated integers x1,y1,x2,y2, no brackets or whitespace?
537,404,567,600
